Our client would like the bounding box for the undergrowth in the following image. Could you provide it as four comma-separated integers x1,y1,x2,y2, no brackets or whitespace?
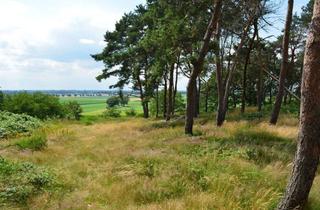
0,157,58,207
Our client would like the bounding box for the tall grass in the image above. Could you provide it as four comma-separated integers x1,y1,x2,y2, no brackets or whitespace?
1,113,318,209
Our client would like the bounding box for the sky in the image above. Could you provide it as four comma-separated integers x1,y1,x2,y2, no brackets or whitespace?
0,0,310,91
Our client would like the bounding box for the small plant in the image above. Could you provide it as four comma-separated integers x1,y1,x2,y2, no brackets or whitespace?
15,133,47,151
102,108,121,118
125,109,136,117
139,159,157,178
0,157,57,205
0,111,42,139
106,96,121,108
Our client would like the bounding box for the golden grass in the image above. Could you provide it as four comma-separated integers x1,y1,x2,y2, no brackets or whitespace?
1,114,320,209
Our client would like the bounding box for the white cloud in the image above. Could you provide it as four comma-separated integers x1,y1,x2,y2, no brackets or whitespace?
0,0,145,90
79,39,96,45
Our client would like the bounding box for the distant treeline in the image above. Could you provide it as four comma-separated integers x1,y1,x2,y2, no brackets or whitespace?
2,90,187,97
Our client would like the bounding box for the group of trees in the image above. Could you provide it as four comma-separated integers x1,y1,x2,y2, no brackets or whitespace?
93,0,311,129
106,90,130,108
94,0,320,208
0,92,82,120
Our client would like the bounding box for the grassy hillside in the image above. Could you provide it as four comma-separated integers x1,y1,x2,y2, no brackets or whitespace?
1,111,320,209
59,96,142,116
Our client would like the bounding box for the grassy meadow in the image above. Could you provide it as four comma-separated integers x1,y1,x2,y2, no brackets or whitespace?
59,96,142,116
1,108,320,209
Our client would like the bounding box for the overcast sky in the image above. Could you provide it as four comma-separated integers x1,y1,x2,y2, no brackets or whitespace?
0,0,310,90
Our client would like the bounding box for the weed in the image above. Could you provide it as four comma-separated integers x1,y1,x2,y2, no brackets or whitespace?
15,133,47,151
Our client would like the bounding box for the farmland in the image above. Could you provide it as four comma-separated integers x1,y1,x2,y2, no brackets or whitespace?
59,96,142,116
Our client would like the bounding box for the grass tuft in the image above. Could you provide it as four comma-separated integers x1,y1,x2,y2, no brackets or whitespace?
14,133,47,151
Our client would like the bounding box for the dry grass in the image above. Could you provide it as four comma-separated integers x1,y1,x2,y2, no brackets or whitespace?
1,114,320,209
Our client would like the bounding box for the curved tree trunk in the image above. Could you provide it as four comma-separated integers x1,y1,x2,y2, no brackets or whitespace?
277,1,320,209
185,0,222,134
270,0,294,125
217,16,254,126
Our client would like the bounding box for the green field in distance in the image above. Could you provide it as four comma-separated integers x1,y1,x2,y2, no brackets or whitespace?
59,96,142,116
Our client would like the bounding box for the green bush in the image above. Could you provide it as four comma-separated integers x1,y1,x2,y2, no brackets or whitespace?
3,92,64,119
125,109,136,117
102,108,121,118
0,111,42,139
0,157,57,205
15,134,47,151
106,96,121,108
63,101,82,120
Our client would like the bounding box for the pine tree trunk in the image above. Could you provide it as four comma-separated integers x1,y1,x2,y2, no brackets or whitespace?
173,54,180,116
205,84,209,113
167,63,175,121
270,0,294,125
137,75,148,119
194,81,199,118
185,72,197,134
156,86,159,118
142,102,149,118
185,0,222,134
163,72,167,118
277,1,320,208
215,22,225,126
241,21,258,114
218,16,254,126
195,77,201,116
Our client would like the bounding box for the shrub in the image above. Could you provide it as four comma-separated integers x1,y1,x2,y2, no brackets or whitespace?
102,108,121,118
3,92,64,119
63,101,82,120
106,96,120,108
125,109,136,117
0,111,42,139
0,157,57,205
15,133,47,151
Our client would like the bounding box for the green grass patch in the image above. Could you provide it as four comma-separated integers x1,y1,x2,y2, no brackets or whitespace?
14,133,47,151
59,96,143,116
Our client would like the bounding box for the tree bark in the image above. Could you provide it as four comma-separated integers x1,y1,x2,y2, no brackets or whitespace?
241,21,258,113
166,63,175,121
256,20,263,112
185,0,222,134
215,22,225,126
173,58,180,116
270,0,294,125
205,82,209,113
217,16,254,126
163,71,167,118
277,1,320,208
137,75,149,118
156,86,159,118
195,77,201,117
